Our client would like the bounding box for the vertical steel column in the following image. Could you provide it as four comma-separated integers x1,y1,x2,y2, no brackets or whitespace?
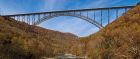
80,11,82,16
125,8,127,12
94,11,96,20
49,13,52,16
26,15,29,24
15,16,17,21
29,15,31,25
38,14,41,24
100,10,103,26
21,16,23,22
32,15,35,25
16,16,18,21
116,9,119,18
74,11,75,14
87,11,88,18
124,8,128,14
13,16,15,20
24,16,26,23
18,16,20,21
22,15,25,23
15,16,18,24
19,16,21,21
107,9,110,24
27,15,29,25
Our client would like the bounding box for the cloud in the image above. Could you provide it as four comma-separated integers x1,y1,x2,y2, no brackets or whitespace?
42,0,68,11
0,1,21,15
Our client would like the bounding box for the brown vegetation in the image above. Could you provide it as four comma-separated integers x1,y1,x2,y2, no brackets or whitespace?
0,16,81,59
80,5,140,59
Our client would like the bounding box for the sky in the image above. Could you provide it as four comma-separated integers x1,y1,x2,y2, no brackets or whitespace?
0,0,139,37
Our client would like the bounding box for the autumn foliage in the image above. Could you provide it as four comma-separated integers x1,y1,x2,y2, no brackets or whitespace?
0,16,81,59
80,5,140,59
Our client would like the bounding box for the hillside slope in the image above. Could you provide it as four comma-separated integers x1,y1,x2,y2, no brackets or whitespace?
0,16,81,59
81,5,140,59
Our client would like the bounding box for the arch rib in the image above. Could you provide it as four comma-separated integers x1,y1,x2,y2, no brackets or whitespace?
33,13,103,29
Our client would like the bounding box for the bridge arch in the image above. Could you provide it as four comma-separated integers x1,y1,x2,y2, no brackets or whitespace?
33,13,103,29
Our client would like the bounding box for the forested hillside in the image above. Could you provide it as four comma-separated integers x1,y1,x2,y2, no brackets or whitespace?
0,16,81,59
1,3,139,59
80,5,140,59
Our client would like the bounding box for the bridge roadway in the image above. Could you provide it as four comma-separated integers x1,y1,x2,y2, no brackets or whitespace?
3,6,134,16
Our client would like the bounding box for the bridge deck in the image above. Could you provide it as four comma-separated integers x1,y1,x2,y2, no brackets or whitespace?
3,6,135,16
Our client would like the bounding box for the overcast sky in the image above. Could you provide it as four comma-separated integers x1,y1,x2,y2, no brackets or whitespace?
0,0,139,37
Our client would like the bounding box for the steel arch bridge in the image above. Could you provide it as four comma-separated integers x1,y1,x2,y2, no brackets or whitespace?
34,13,103,28
2,6,135,29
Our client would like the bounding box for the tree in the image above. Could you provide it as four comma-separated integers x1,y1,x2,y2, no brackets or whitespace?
137,2,140,5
